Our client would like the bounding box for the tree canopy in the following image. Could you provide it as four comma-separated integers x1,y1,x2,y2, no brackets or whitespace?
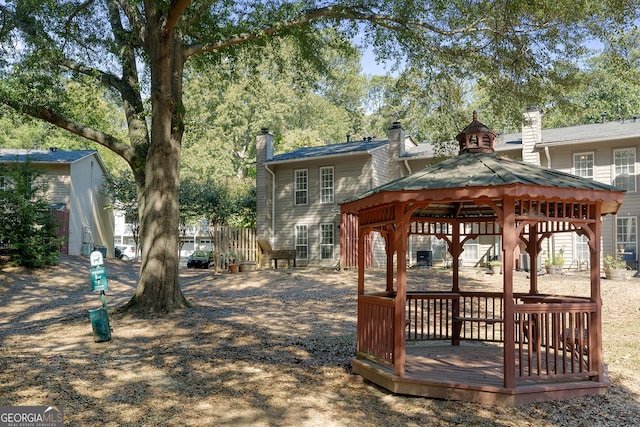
1,0,638,313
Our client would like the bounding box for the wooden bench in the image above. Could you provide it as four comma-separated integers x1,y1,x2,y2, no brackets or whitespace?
258,240,296,269
270,250,296,269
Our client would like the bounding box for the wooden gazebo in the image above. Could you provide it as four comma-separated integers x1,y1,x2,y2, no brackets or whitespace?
340,113,625,406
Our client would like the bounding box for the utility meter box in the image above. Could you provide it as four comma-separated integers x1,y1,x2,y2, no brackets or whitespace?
90,266,108,292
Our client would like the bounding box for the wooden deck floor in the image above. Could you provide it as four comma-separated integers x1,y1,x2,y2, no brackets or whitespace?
352,341,609,406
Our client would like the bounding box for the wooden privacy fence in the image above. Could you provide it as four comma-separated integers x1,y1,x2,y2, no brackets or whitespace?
210,225,257,268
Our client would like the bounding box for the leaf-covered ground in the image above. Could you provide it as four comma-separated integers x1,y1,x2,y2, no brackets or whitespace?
1,255,638,426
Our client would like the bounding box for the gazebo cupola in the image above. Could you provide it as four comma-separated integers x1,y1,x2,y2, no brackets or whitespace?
457,110,496,154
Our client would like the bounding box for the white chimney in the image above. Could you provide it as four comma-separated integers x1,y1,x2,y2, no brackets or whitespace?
522,108,542,166
387,121,406,179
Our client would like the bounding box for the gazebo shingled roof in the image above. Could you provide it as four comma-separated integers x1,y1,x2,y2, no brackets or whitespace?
344,151,623,211
340,112,626,406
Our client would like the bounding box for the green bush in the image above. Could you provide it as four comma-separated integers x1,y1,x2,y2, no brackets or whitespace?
0,162,60,267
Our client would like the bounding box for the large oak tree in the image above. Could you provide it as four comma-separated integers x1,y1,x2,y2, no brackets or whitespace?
0,0,637,313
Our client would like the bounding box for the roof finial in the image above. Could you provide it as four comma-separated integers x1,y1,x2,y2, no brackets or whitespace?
472,110,478,121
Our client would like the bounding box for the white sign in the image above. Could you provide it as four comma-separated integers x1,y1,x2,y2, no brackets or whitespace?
90,250,104,267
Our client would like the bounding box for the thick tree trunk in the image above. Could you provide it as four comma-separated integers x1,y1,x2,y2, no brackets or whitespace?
121,9,189,313
122,144,189,313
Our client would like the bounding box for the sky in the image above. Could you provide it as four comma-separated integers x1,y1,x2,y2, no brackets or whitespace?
359,45,394,76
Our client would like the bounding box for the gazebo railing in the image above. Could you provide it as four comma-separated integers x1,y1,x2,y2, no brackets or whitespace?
455,292,504,342
358,291,598,383
357,294,395,365
514,298,596,380
406,292,458,341
406,292,504,342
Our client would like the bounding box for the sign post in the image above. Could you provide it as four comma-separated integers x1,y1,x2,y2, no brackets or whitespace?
88,250,111,342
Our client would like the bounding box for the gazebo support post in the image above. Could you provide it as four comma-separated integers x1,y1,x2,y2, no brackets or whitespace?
451,221,462,293
502,197,517,389
589,204,604,381
451,222,463,345
357,228,366,296
385,231,394,294
527,222,540,295
393,204,407,377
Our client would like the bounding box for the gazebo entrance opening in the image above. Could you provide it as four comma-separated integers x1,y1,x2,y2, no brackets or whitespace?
341,113,624,406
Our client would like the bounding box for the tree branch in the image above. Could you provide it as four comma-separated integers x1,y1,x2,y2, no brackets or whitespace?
166,0,191,34
114,0,146,44
2,97,136,165
184,5,490,57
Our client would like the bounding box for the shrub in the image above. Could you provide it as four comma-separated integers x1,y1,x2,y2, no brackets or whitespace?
0,162,60,267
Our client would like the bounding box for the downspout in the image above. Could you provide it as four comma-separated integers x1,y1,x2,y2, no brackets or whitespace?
403,160,412,174
265,164,276,248
544,146,551,168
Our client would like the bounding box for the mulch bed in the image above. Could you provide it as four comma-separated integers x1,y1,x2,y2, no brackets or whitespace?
1,255,639,426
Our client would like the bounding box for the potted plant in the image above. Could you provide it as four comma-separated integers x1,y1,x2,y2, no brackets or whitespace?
603,254,627,279
545,250,564,274
489,260,502,275
228,252,240,273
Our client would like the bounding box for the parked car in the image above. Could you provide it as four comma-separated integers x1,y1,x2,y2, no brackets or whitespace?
187,250,214,268
115,244,136,261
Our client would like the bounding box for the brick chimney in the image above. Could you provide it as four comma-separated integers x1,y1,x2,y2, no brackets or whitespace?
522,108,542,166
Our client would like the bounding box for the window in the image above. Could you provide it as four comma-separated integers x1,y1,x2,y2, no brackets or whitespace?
573,152,594,179
462,238,479,262
294,169,308,205
431,238,448,263
320,166,334,204
613,148,636,192
295,225,308,260
616,217,637,254
574,233,590,263
320,223,334,260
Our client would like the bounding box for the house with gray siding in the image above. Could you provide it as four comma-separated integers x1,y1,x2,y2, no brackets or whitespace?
256,110,640,270
0,148,114,258
256,124,414,267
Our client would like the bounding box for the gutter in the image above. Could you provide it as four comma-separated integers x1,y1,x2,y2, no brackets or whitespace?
265,164,276,247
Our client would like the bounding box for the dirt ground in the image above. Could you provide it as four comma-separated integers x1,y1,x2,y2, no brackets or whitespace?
1,255,639,426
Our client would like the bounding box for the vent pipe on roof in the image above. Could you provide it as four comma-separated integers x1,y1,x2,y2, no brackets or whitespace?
346,133,350,143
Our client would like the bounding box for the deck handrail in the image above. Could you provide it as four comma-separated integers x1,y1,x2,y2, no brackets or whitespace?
358,290,598,382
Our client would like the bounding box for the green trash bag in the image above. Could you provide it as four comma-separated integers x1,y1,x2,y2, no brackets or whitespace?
88,308,111,342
